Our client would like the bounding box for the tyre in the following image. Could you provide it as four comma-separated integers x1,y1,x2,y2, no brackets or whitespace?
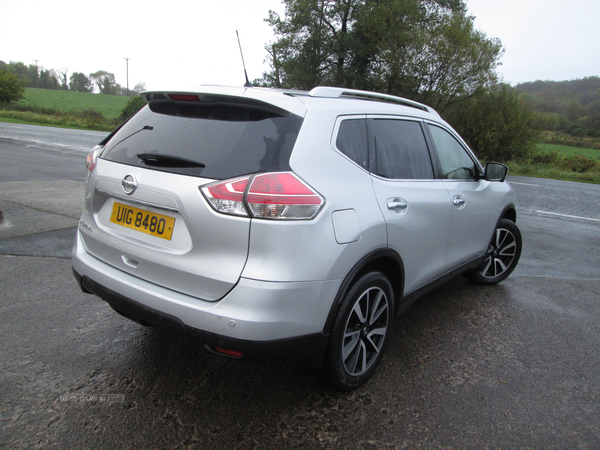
466,218,522,285
323,271,394,390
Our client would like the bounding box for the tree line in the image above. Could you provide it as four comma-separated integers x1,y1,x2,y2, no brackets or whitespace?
0,60,145,96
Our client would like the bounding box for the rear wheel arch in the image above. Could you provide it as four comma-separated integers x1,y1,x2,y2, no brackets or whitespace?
324,249,404,336
323,270,395,389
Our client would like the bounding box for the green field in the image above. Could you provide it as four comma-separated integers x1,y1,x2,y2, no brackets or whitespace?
536,143,600,161
17,88,130,120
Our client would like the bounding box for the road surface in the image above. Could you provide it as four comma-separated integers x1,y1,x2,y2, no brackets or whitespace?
1,123,599,449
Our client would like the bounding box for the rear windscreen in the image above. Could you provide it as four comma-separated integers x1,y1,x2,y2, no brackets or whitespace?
102,99,303,179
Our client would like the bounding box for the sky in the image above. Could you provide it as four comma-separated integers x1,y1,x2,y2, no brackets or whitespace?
1,0,599,92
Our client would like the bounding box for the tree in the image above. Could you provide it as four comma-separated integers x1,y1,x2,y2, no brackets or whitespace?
0,69,27,103
133,82,147,95
371,8,502,110
38,69,60,89
89,70,121,95
69,72,93,92
58,68,69,90
27,64,39,87
443,85,537,162
261,0,366,89
259,0,502,113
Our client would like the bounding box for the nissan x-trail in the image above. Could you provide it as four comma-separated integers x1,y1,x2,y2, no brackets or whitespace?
72,86,522,389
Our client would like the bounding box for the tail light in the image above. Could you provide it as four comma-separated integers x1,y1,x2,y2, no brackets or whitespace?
86,145,103,180
201,172,325,220
201,176,250,217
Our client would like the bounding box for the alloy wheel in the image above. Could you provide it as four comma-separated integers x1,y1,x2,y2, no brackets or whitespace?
479,227,518,279
342,286,390,376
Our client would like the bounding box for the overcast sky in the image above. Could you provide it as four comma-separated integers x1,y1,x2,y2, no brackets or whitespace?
2,0,598,91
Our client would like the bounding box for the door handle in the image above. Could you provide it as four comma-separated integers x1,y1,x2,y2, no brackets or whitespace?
453,196,466,207
387,200,408,211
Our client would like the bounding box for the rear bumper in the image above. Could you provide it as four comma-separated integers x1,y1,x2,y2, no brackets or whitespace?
72,231,340,360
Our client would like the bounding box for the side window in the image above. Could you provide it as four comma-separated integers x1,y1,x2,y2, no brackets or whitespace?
428,125,479,180
370,119,434,180
336,119,369,170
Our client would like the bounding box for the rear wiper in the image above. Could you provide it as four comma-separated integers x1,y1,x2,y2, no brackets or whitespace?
137,153,206,168
106,125,154,148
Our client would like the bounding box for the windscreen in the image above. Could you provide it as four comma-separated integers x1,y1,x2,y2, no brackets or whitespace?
102,98,303,179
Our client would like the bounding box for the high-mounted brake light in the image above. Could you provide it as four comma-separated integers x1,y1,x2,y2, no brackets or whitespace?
168,94,200,101
201,172,325,220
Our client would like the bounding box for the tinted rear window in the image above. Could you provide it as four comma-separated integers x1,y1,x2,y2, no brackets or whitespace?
102,99,303,179
370,119,434,180
336,119,369,170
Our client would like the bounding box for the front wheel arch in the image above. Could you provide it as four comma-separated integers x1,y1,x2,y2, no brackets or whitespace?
466,218,522,285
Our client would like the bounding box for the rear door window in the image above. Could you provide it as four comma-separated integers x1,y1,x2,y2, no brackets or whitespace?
102,100,303,180
369,119,434,179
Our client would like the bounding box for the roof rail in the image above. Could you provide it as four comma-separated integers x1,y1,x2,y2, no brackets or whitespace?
307,86,433,113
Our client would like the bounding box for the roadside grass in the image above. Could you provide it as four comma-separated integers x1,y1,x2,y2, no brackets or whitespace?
0,88,131,131
507,140,600,184
0,108,117,131
507,160,600,184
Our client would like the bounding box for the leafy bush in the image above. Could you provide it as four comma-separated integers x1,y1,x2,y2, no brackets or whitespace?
528,150,599,173
119,96,147,122
0,69,26,103
80,109,107,127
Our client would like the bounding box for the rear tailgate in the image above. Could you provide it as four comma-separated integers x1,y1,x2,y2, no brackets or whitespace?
79,161,250,301
77,92,304,301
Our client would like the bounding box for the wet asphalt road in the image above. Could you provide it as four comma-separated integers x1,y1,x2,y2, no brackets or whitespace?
1,125,600,449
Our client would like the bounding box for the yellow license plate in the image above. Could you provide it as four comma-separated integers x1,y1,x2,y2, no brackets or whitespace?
110,202,175,240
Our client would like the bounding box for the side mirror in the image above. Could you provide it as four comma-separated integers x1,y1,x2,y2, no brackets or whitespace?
484,162,509,182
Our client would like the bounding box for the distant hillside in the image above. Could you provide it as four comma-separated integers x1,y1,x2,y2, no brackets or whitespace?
516,77,600,136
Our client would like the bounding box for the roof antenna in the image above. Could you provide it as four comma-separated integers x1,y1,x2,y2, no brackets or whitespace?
236,30,253,88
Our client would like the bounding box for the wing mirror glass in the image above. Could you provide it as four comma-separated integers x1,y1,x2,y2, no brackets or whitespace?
484,162,508,182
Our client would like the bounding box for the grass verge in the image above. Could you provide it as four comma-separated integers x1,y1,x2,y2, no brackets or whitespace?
507,141,600,184
0,108,117,131
507,160,600,184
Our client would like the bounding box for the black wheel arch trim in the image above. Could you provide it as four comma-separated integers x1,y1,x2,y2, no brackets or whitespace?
310,249,405,368
499,203,517,224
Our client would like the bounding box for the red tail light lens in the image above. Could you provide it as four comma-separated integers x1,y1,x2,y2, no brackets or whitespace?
201,176,250,217
201,172,324,220
246,173,324,219
85,145,103,180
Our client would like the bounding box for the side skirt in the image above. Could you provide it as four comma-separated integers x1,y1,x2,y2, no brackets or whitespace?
397,255,486,315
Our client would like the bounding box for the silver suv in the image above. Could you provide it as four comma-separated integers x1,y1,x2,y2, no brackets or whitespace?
72,86,521,389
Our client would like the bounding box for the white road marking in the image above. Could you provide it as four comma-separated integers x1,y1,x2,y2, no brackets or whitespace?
509,181,540,187
537,211,600,222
